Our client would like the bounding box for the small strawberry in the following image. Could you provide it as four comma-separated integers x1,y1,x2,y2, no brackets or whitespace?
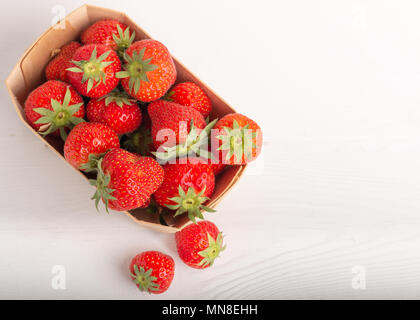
175,221,225,269
129,251,175,294
64,122,120,171
91,148,164,212
81,19,135,57
165,82,212,118
212,113,263,165
86,89,142,135
24,80,85,141
153,158,216,223
148,100,217,161
116,40,176,102
66,44,121,98
45,41,82,83
123,111,155,156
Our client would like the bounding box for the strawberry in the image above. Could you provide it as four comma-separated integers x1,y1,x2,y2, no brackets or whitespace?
212,113,263,165
165,82,212,118
91,148,164,212
66,44,121,98
81,19,135,57
116,40,176,102
175,221,225,269
45,41,82,83
64,122,120,171
129,251,175,294
123,111,155,156
86,89,142,135
24,80,85,141
153,158,216,223
148,100,217,161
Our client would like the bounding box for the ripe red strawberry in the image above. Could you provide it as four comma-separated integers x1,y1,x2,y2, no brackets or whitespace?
212,113,263,165
123,111,155,156
64,122,120,171
45,41,82,82
66,44,121,98
86,89,142,135
129,251,175,294
81,19,135,57
92,148,164,212
175,221,225,269
116,40,176,102
165,82,212,118
24,80,85,140
153,158,215,222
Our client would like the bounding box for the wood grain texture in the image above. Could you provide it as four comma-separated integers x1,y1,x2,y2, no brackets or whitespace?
2,0,420,299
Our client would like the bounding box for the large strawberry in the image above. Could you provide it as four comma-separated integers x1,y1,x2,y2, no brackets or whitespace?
165,82,212,118
212,113,263,165
66,44,121,98
153,158,216,223
64,122,120,171
175,221,225,269
81,19,135,57
116,40,176,102
45,41,82,83
86,89,142,135
148,100,216,161
129,251,175,294
24,80,85,140
91,148,164,212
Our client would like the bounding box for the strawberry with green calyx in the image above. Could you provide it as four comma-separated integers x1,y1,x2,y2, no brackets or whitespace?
175,221,226,269
45,41,82,83
129,251,175,294
165,82,212,118
24,80,85,141
116,40,177,102
87,89,142,135
148,100,217,162
91,148,164,212
64,122,120,171
212,113,263,165
153,158,216,223
81,19,135,58
66,44,121,98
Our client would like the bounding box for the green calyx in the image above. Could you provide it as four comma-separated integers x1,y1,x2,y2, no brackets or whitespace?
67,46,113,93
154,119,218,163
33,87,84,141
112,25,136,57
98,88,136,108
116,48,158,95
198,232,226,268
89,158,116,214
217,119,258,164
166,186,216,223
130,265,159,293
79,153,104,173
123,126,153,156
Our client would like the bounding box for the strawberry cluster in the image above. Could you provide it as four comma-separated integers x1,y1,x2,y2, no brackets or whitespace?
23,18,263,294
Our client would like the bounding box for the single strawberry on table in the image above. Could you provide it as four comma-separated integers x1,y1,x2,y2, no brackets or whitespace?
81,19,135,57
148,100,217,161
165,82,212,118
212,113,263,165
24,80,85,141
45,41,82,83
116,39,177,102
153,157,216,223
86,88,142,135
64,122,120,171
91,148,164,212
129,251,175,294
66,44,121,98
176,220,225,269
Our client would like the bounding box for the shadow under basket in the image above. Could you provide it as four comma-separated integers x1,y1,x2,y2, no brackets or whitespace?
5,4,246,233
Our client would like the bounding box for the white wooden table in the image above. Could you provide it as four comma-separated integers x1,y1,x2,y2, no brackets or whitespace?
1,0,420,299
